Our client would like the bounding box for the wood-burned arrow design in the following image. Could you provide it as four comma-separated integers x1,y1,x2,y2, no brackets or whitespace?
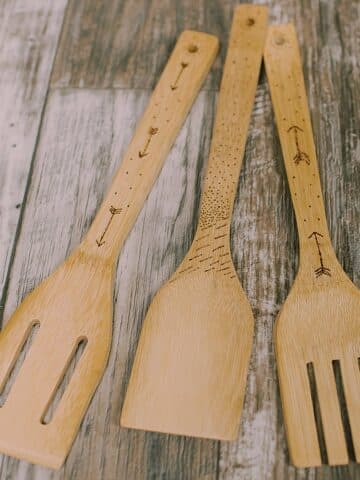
96,205,122,246
287,125,310,165
170,62,189,90
308,231,331,277
139,127,158,158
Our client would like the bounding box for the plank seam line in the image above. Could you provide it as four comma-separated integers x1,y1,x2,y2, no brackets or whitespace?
0,0,71,329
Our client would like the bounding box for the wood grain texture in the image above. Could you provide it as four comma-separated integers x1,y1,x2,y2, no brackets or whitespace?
0,0,68,306
0,0,359,479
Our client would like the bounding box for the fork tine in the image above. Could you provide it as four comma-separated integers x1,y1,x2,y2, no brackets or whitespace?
341,353,360,461
278,358,321,467
314,359,348,465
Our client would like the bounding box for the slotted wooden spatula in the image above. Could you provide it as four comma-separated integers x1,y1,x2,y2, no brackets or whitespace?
121,5,268,440
0,31,218,469
265,24,360,467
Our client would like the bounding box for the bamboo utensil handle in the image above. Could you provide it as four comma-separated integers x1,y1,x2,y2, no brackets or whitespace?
170,5,268,282
265,25,343,283
195,6,267,242
82,31,218,262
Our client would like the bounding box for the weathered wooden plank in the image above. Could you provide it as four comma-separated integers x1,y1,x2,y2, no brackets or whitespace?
0,88,219,479
1,0,359,479
54,0,360,91
51,0,243,90
0,0,68,307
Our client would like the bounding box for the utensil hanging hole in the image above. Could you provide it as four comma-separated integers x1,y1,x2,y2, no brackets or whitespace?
246,18,255,26
275,35,285,46
306,362,328,464
0,321,40,407
40,337,87,425
188,44,198,53
332,360,356,461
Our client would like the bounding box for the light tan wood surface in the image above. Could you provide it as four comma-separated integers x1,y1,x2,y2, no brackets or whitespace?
0,1,359,479
265,24,360,468
121,4,268,441
0,31,218,470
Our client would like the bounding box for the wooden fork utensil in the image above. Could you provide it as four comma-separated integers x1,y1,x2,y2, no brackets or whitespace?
0,31,218,469
121,5,268,440
265,24,360,467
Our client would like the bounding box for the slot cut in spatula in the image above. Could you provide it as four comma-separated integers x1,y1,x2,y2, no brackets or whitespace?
0,31,218,469
121,4,268,440
265,25,360,467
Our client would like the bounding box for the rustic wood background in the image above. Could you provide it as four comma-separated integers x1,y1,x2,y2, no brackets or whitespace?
0,0,359,479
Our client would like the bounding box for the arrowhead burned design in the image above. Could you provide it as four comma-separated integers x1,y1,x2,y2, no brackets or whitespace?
139,127,158,158
170,62,189,90
314,266,331,277
308,231,331,278
287,125,310,165
109,206,122,215
96,205,122,247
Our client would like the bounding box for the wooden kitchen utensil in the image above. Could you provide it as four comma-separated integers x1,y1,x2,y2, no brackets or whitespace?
0,31,218,469
265,24,360,467
121,5,268,441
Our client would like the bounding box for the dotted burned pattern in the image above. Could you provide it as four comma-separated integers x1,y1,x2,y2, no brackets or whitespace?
198,145,242,229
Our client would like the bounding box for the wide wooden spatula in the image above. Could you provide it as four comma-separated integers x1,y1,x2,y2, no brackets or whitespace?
265,25,360,467
121,5,268,440
0,31,218,469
